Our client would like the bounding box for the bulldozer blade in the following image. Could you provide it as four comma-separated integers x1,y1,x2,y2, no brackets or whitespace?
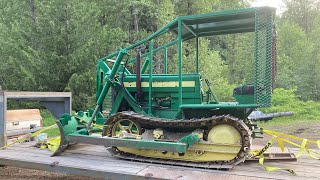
51,120,69,156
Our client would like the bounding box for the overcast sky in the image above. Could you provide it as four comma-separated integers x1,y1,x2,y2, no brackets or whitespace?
251,0,286,14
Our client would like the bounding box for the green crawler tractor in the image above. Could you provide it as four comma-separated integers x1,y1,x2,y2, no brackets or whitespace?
53,6,276,169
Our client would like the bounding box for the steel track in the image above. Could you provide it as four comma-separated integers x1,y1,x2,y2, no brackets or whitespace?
102,111,251,169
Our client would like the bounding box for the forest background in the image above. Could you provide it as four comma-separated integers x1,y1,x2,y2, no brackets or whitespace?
1,0,320,120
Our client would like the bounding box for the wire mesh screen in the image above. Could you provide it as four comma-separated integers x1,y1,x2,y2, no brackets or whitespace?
254,8,274,107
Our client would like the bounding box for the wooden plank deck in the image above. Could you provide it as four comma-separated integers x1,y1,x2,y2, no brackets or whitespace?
0,142,319,180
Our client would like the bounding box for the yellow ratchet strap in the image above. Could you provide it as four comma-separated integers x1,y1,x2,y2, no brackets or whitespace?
262,129,320,160
251,129,320,175
0,124,57,150
250,136,297,175
78,118,103,129
46,136,61,152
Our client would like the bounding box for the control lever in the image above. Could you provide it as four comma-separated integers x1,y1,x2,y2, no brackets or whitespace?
204,79,219,104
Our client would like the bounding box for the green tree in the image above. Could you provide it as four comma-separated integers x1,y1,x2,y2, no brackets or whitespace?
282,0,320,33
276,21,320,100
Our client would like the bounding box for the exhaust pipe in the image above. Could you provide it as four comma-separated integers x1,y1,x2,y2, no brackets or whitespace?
136,49,142,101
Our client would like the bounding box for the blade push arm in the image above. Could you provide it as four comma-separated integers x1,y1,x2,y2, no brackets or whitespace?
87,49,129,131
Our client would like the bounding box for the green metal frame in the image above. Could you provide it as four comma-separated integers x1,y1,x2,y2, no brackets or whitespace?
93,6,275,119
54,7,276,154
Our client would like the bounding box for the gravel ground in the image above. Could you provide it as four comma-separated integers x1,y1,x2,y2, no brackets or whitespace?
1,121,319,179
0,166,95,180
253,121,320,149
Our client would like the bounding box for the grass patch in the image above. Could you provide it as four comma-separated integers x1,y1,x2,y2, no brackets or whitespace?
40,109,60,137
257,115,320,127
258,88,320,126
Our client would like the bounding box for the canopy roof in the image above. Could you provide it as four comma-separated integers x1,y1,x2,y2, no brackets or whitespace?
167,6,275,40
102,6,276,59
